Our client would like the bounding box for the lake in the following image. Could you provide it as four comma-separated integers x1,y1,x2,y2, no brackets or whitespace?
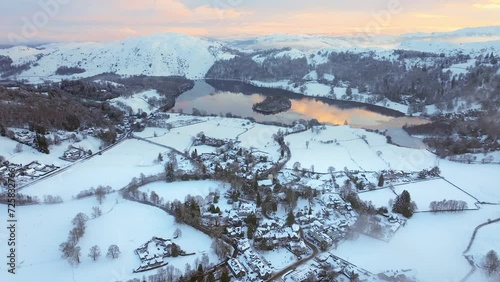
172,80,428,130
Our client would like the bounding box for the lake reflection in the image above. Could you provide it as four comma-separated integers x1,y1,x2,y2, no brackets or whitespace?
173,80,426,129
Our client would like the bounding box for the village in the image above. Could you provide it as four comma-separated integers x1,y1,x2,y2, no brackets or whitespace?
1,110,495,282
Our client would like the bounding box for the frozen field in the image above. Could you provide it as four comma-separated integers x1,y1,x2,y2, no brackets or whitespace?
136,116,252,153
285,125,437,172
257,247,298,270
0,193,218,282
136,116,284,158
467,221,500,258
394,178,479,212
0,135,101,168
358,188,397,208
334,205,500,282
439,160,500,203
111,90,161,114
20,139,167,200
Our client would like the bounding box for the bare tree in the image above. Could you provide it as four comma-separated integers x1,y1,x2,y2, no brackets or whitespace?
91,206,103,218
88,245,101,261
72,213,89,229
483,250,499,276
60,242,81,265
95,186,106,204
173,228,182,238
107,244,121,259
211,238,230,260
14,143,23,153
293,161,301,172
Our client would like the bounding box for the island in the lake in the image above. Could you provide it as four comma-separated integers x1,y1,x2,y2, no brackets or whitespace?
252,96,292,114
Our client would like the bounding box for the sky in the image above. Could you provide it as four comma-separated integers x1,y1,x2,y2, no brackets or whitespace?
1,0,500,44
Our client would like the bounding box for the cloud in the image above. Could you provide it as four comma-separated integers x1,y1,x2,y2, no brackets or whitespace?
1,0,500,43
413,13,448,19
474,0,500,9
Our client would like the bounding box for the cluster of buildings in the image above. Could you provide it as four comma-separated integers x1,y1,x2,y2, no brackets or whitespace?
286,252,379,282
196,140,275,179
0,161,58,188
254,219,305,252
61,146,92,162
240,249,273,280
299,193,358,249
134,237,172,273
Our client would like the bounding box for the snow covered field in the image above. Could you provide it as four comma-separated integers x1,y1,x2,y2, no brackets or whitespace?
358,189,397,209
285,125,437,172
334,205,500,282
0,134,101,168
20,139,167,200
111,90,162,114
439,161,500,204
135,115,284,159
393,179,478,212
257,247,298,270
0,193,218,282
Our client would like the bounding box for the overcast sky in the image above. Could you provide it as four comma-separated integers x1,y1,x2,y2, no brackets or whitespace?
2,0,500,44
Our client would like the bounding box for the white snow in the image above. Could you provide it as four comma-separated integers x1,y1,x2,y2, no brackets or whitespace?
111,90,162,114
393,178,478,212
358,189,396,208
0,193,218,282
0,33,235,82
20,139,167,200
334,205,500,282
439,160,500,203
285,125,436,172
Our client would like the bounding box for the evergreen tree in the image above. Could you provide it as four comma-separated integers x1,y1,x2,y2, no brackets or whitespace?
191,149,198,159
196,264,204,281
346,86,353,96
207,272,216,282
35,134,49,154
378,174,384,187
392,190,417,218
220,271,230,282
256,192,261,207
165,162,175,182
483,250,499,276
286,210,295,226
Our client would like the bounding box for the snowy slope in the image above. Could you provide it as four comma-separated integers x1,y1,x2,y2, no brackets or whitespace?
0,33,235,82
228,26,500,54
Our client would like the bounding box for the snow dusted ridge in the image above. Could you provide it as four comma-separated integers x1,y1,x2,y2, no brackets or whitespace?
0,33,235,82
228,26,500,54
1,26,500,83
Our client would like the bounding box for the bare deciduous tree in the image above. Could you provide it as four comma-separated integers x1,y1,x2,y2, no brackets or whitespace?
107,244,121,259
88,245,101,261
95,186,106,204
211,238,230,260
91,206,102,218
173,227,182,238
14,143,23,153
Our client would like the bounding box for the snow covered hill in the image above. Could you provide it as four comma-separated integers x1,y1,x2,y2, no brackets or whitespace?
1,26,499,83
227,26,500,54
0,33,235,83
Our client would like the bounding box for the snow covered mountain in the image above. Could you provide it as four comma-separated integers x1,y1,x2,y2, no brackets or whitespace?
1,26,499,83
0,33,235,83
227,26,500,54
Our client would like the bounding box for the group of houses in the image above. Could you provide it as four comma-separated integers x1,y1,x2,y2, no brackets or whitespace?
0,161,58,188
133,237,173,273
